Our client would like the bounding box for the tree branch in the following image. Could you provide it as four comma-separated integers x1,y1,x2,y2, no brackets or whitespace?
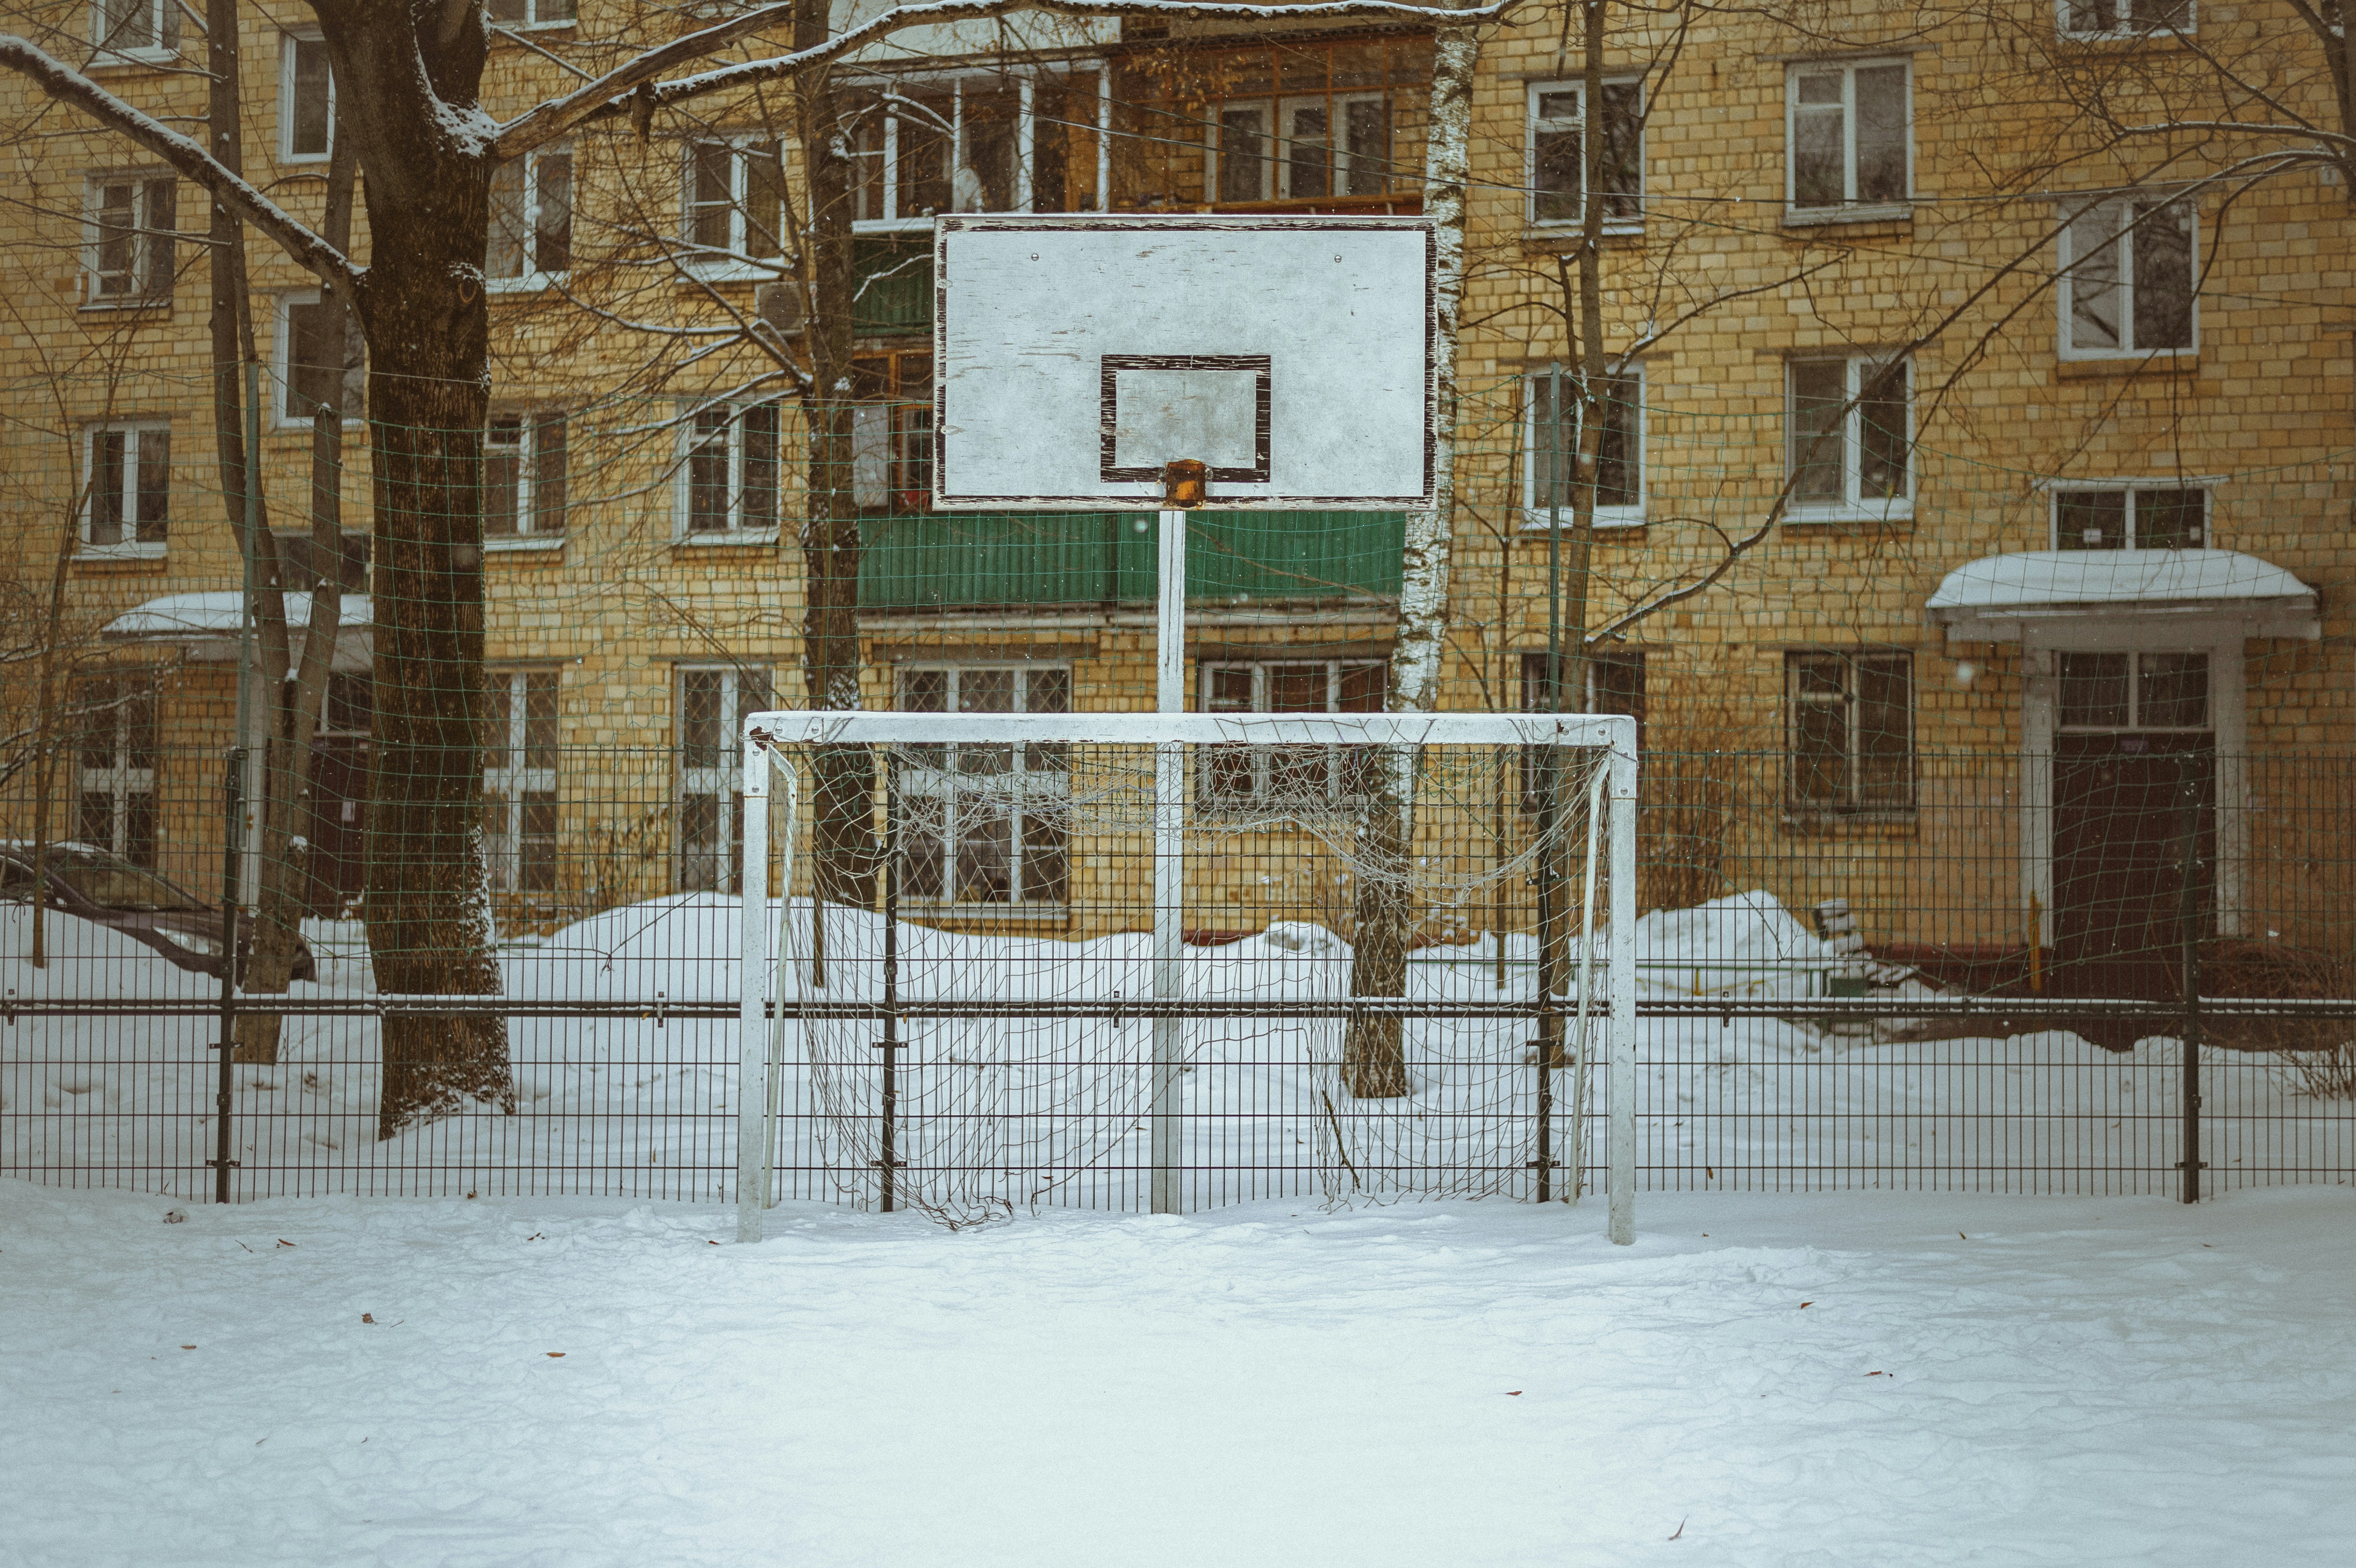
494,0,1518,158
0,36,360,297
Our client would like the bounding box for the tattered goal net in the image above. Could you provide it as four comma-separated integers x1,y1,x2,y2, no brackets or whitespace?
735,712,1634,1231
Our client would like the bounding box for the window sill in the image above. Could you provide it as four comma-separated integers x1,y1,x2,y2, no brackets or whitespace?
75,543,168,564
1783,202,1914,229
486,535,565,554
87,49,181,70
677,263,789,286
2055,353,2199,380
2056,27,2196,45
77,297,173,314
1780,809,1919,836
673,531,780,548
486,274,569,295
852,218,936,236
1521,220,1647,245
1518,509,1646,533
490,20,578,36
278,153,333,168
902,905,1070,927
1782,501,1914,528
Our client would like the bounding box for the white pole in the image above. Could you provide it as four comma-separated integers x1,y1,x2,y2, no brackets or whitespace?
1150,507,1186,1214
1606,733,1639,1245
736,732,773,1243
1569,760,1605,1202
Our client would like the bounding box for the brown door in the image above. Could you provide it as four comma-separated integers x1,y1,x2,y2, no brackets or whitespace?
2051,733,2213,1002
304,739,368,918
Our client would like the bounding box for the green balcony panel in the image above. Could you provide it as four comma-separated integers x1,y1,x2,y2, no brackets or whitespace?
861,511,1405,610
852,239,932,338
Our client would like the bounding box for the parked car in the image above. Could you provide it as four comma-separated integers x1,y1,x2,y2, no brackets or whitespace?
0,841,315,982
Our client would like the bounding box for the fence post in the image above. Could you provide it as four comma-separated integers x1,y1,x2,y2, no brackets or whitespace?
879,768,900,1215
1606,729,1638,1245
212,748,244,1205
1149,504,1188,1216
735,731,771,1242
2179,752,2204,1205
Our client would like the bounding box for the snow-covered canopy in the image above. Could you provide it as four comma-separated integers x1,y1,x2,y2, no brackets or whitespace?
1927,550,2318,642
102,593,374,668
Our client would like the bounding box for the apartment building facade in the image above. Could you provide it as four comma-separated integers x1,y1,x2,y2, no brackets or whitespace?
3,0,2348,968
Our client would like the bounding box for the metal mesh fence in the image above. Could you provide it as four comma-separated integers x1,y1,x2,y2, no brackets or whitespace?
5,742,2354,1207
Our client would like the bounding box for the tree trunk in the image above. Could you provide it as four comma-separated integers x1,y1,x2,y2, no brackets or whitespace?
1341,15,1475,1099
307,2,516,1136
795,0,876,925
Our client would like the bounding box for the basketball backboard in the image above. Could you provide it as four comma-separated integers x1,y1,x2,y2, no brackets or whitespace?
932,215,1435,511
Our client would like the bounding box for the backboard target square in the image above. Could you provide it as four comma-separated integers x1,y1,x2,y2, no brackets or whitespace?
1101,355,1271,482
933,215,1434,511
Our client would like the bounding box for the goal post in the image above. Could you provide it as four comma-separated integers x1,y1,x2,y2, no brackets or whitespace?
735,709,1638,1244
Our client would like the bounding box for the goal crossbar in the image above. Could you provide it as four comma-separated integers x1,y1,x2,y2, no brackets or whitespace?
733,709,1639,1245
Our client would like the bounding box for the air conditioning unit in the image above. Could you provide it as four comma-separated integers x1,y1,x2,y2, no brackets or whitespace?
754,282,804,337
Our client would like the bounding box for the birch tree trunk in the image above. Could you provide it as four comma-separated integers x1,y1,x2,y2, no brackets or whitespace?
1342,15,1476,1099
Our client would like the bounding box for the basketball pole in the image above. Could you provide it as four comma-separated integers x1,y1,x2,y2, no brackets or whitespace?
1149,471,1197,1216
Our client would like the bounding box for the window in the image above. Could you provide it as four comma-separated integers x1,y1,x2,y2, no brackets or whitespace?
84,176,175,303
277,294,364,425
851,351,932,511
676,402,782,537
2061,199,2195,357
894,664,1071,907
486,145,572,284
1527,80,1642,227
483,671,559,895
91,0,178,61
1200,658,1385,808
1212,92,1389,204
2059,0,2193,38
2052,485,2207,549
1786,653,1912,813
1524,366,1643,524
1519,651,1644,809
485,412,568,540
487,0,576,27
1118,40,1429,212
81,422,169,554
281,37,334,162
2057,652,2208,730
850,72,1108,224
1787,356,1910,514
677,666,771,894
1786,61,1909,217
75,675,158,867
683,140,785,269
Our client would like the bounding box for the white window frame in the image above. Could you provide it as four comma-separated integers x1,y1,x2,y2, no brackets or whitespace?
79,420,170,558
672,401,784,541
1785,354,1913,522
76,675,159,868
484,410,568,546
891,663,1073,910
2057,197,2199,360
280,35,335,164
1197,657,1387,810
1784,58,1912,223
680,137,786,276
486,0,577,30
676,665,770,895
2056,0,2195,40
1525,78,1644,231
1520,363,1646,529
851,67,1111,232
483,669,560,897
82,174,176,304
273,291,364,429
2047,480,2215,550
486,143,573,290
1209,90,1390,206
89,0,179,64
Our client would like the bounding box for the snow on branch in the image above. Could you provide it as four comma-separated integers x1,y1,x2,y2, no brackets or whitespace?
0,36,360,297
495,0,1511,158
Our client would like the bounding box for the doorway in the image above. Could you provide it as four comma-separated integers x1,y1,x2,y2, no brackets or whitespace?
2048,651,2213,1003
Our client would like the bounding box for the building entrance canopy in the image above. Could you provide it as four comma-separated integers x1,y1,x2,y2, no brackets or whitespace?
1927,549,2318,644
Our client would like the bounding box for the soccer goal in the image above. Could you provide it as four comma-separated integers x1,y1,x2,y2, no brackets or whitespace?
734,709,1637,1242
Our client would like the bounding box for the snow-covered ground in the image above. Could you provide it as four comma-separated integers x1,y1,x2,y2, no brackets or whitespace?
4,892,2352,1209
6,1178,2353,1566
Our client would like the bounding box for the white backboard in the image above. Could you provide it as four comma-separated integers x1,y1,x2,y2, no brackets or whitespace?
932,215,1435,511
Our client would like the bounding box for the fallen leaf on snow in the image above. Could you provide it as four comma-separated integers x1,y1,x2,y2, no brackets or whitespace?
275,1240,296,1248
361,1313,375,1324
1799,1301,1813,1309
180,1345,196,1350
545,1352,565,1358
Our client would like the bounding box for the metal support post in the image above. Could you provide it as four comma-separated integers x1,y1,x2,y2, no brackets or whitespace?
1606,733,1639,1245
735,734,772,1241
1150,503,1187,1215
2179,753,2205,1205
879,785,902,1215
211,749,245,1205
